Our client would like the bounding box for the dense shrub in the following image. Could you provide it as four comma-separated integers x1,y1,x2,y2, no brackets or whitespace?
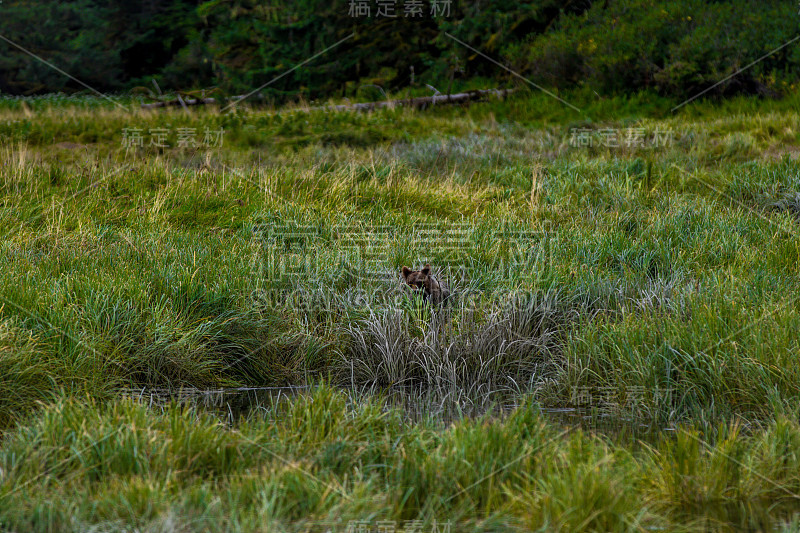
0,0,206,95
520,0,800,98
0,1,799,101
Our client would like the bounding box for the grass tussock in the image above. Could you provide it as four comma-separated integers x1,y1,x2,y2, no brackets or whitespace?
343,290,578,413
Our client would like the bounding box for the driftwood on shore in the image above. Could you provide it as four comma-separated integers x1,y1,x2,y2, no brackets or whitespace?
140,88,514,111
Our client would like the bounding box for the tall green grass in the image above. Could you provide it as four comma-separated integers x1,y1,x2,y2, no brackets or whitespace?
3,387,800,531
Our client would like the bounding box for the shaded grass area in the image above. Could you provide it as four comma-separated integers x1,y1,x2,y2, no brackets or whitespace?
2,387,800,532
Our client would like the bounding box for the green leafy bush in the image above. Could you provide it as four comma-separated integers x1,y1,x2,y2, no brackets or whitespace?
521,0,800,98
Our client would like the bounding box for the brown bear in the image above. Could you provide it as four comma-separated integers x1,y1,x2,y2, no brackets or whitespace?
401,264,450,305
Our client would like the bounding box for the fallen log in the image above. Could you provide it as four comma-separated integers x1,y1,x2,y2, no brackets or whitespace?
141,97,229,109
140,88,514,111
323,88,515,111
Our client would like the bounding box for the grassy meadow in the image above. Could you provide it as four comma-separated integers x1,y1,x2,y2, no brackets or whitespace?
2,90,800,531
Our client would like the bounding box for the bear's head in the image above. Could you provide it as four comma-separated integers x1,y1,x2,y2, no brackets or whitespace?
401,264,432,291
401,265,450,305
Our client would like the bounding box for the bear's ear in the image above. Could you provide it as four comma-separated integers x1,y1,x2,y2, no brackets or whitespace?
401,266,412,279
421,265,431,276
